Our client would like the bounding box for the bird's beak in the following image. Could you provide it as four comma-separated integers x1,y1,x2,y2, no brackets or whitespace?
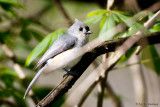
85,31,92,34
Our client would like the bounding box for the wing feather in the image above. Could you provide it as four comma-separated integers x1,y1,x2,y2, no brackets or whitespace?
34,34,77,69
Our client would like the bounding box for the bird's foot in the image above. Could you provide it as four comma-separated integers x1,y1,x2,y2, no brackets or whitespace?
63,68,79,78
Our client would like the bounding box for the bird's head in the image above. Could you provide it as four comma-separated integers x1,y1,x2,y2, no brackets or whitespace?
67,19,92,37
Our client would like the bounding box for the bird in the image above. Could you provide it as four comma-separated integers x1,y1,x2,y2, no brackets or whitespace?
24,19,92,98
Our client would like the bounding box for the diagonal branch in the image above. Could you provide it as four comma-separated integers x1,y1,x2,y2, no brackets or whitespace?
37,30,160,106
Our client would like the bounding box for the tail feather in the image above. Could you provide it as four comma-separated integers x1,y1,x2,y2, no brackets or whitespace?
24,65,46,98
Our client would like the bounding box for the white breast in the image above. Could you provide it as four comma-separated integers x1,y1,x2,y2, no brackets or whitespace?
45,47,80,72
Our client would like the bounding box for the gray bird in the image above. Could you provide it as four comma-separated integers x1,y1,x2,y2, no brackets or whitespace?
24,19,92,98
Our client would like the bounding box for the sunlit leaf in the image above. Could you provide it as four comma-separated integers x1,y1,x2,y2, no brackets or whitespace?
25,29,65,66
0,67,17,77
0,0,24,7
141,45,160,75
152,23,160,32
113,11,131,25
84,14,104,25
100,15,107,29
99,14,116,39
112,13,122,23
84,9,107,25
87,10,107,17
127,22,146,37
113,32,127,39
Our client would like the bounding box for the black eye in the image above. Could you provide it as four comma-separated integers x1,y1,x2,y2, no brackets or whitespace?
85,26,89,31
79,27,83,31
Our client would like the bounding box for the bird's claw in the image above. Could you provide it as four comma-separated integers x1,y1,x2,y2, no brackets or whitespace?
63,68,79,78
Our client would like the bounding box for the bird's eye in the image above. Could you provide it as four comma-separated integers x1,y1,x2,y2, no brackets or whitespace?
85,26,89,31
79,27,83,31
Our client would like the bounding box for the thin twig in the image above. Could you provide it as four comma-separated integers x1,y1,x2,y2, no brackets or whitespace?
97,54,108,107
54,0,73,26
76,61,99,107
107,0,115,10
97,77,106,107
105,81,122,107
77,80,99,107
113,56,160,70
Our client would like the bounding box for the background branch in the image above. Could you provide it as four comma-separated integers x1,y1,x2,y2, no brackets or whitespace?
97,54,108,107
0,98,18,107
105,81,122,107
0,40,38,104
54,0,73,26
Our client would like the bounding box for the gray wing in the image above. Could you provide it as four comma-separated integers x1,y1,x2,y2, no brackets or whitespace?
34,34,78,69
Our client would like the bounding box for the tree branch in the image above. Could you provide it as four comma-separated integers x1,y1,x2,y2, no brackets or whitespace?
37,31,160,107
97,54,108,107
105,81,122,107
54,0,73,26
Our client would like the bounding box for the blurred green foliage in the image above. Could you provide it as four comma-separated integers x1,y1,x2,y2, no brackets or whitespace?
0,0,160,106
25,29,65,66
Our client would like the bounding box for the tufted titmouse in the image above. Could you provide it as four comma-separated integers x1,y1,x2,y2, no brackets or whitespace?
24,19,92,98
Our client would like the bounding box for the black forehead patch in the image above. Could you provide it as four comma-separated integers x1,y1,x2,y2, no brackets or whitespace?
85,26,90,31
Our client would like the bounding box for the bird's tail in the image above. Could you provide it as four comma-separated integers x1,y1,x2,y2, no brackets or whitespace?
24,65,46,98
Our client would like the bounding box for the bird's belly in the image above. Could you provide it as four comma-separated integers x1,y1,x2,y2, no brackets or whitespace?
45,48,80,72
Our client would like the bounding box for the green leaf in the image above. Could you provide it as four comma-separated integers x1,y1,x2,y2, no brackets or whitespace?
0,89,12,98
127,22,146,37
118,48,135,63
20,29,32,42
49,30,65,47
0,32,10,43
0,67,17,77
141,45,160,75
152,23,160,32
0,68,17,88
25,29,65,66
112,13,122,23
99,14,116,39
100,15,107,29
33,87,52,99
30,30,43,41
84,14,104,25
113,10,131,25
113,32,127,39
13,91,27,107
84,9,107,25
0,0,24,7
87,10,107,17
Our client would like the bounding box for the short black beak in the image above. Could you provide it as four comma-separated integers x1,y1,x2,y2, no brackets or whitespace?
85,31,92,34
